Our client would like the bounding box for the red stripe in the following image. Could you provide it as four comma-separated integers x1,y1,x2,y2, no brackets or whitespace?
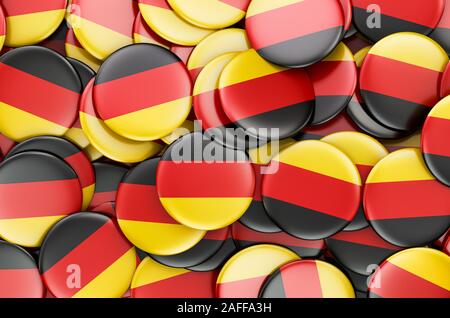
369,262,450,298
65,152,95,188
252,164,263,201
356,164,373,183
139,0,171,10
94,62,190,120
0,133,16,156
330,227,401,250
262,162,360,221
282,261,323,297
301,112,359,135
91,202,116,218
116,183,179,224
423,116,450,157
1,0,66,17
65,28,83,48
0,269,44,298
88,191,117,209
216,275,266,298
71,118,82,129
158,161,254,198
0,179,81,219
360,54,441,107
352,0,444,28
0,63,80,127
204,227,228,241
219,0,250,11
220,68,314,121
307,61,357,96
133,13,170,47
194,89,233,130
189,67,202,82
364,180,450,220
171,45,194,64
246,0,343,49
42,220,133,298
437,0,450,28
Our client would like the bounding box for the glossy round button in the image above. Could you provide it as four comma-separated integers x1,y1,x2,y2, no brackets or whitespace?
216,244,300,298
1,0,67,47
65,28,102,72
116,158,206,256
0,46,81,142
67,57,95,89
157,132,255,230
430,0,450,55
138,0,213,46
246,0,344,67
0,241,44,298
6,136,95,210
168,0,250,29
260,260,355,298
364,148,450,247
80,79,163,163
133,12,170,48
321,132,389,231
219,49,315,140
39,212,136,298
89,162,128,209
0,5,5,51
71,0,137,60
359,33,448,132
368,248,450,298
352,0,445,42
94,44,192,141
422,96,450,186
262,140,361,240
0,152,82,247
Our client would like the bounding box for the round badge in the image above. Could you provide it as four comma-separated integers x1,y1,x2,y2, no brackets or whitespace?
0,241,44,298
80,79,163,163
232,222,325,258
70,0,137,60
364,148,450,247
352,0,445,42
94,44,192,141
296,112,360,141
133,12,170,48
262,140,361,240
168,0,250,29
321,132,389,231
89,162,128,209
138,0,213,46
216,244,300,298
0,46,81,142
368,248,450,298
246,0,344,67
131,256,216,298
306,42,357,125
430,0,450,55
39,212,136,298
67,57,95,88
6,136,95,210
187,28,250,81
65,28,102,72
260,260,355,298
157,132,255,230
359,32,448,132
422,96,450,186
1,0,67,47
219,49,315,140
116,158,206,256
171,45,195,64
0,152,82,247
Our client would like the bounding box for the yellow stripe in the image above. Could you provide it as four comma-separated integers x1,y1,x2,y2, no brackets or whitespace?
104,96,192,141
0,102,68,142
387,248,450,291
83,145,103,161
73,247,136,298
65,43,102,72
0,35,5,50
322,42,354,62
246,0,303,18
354,46,371,67
80,112,162,163
219,49,285,88
160,197,252,230
81,184,95,210
117,219,205,256
5,10,66,47
382,132,421,149
275,140,361,185
131,256,190,288
0,215,65,248
321,132,388,166
366,148,435,183
133,33,170,49
429,95,450,120
64,126,91,149
248,138,296,165
316,261,355,298
368,32,448,72
139,4,213,46
71,15,133,60
188,28,250,70
161,120,195,145
218,244,299,283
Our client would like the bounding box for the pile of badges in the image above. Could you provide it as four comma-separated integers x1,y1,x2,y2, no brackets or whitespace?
0,0,449,299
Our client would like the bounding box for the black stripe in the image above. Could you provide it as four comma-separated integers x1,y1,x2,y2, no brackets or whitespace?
188,238,237,272
370,215,450,247
259,269,286,298
430,27,450,55
343,205,369,231
204,125,264,151
6,136,81,160
46,22,68,42
93,163,128,192
311,95,352,125
257,27,344,68
0,152,77,184
67,58,96,89
0,241,37,269
344,268,370,293
423,153,450,187
121,158,159,186
239,200,281,233
353,6,434,42
0,46,82,93
344,24,358,39
236,240,322,258
39,213,109,273
95,44,181,84
263,196,348,240
136,247,148,262
295,132,322,141
360,90,430,132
